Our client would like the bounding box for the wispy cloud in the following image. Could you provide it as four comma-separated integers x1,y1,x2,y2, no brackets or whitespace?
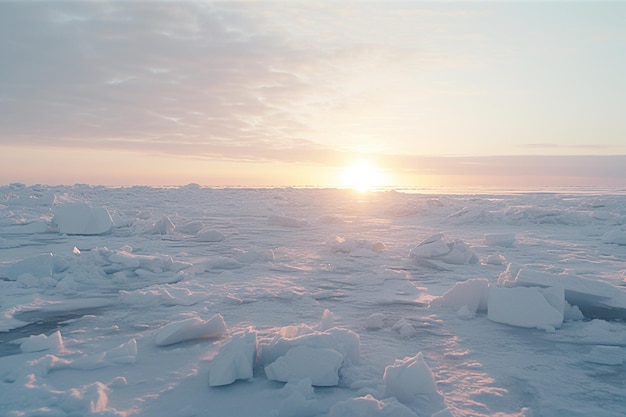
0,2,353,155
520,143,616,151
380,155,626,187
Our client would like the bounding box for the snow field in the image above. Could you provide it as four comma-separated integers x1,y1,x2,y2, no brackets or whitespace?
0,184,625,417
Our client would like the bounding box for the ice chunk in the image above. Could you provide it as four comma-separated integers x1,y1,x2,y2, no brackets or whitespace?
275,378,321,417
365,313,386,330
583,345,624,366
108,251,142,269
440,240,479,264
105,339,138,364
317,309,335,331
327,236,386,255
279,324,314,339
53,203,113,235
155,315,227,346
449,206,494,223
109,377,128,388
148,216,175,235
232,247,274,263
409,233,478,265
564,302,584,321
70,352,108,371
485,254,506,265
206,256,243,270
268,215,308,228
59,381,111,414
29,354,71,376
484,233,516,247
265,345,343,386
498,262,522,284
5,220,50,234
511,269,626,319
66,339,138,370
430,278,489,313
259,328,360,367
391,318,417,337
6,253,55,281
197,229,225,242
556,319,626,346
409,233,451,258
177,221,204,235
209,331,258,387
383,352,438,403
21,330,65,353
107,250,191,274
456,305,476,320
602,228,626,245
488,286,564,329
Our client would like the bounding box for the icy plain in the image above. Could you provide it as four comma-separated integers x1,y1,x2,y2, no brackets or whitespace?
0,184,625,417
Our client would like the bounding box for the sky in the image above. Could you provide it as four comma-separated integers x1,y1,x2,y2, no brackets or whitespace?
1,0,625,189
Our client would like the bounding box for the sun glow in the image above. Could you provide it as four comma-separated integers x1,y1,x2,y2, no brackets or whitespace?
341,161,385,192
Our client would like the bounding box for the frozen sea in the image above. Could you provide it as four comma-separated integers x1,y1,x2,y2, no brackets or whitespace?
0,184,625,417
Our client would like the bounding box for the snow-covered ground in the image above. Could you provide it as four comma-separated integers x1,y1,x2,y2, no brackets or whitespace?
1,184,625,417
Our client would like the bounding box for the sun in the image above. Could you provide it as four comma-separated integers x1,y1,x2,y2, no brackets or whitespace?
341,161,384,192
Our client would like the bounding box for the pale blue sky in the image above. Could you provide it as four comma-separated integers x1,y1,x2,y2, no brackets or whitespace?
1,1,625,187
